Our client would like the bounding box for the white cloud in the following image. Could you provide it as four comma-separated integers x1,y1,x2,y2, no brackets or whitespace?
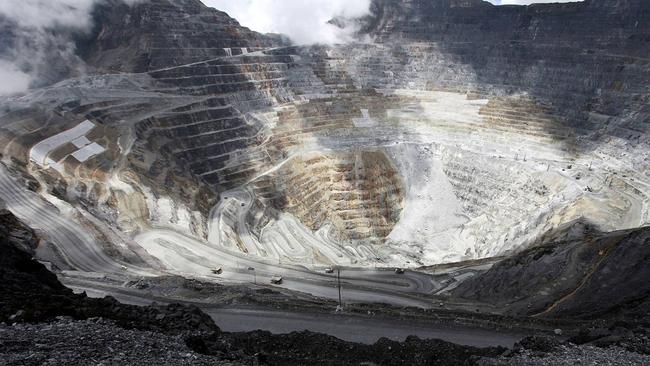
0,0,98,30
0,0,98,95
0,0,140,96
0,60,31,96
201,0,371,45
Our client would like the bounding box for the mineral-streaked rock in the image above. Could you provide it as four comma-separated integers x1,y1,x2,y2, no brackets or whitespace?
453,223,650,319
0,0,648,269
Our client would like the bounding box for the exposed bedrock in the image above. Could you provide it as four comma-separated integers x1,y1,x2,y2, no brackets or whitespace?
0,0,648,270
0,208,218,332
267,150,404,244
81,0,286,73
453,223,650,322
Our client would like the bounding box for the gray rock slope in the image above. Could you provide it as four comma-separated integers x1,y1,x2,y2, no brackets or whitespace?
454,223,650,320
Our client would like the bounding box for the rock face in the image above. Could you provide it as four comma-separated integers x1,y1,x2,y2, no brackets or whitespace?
270,150,404,244
453,224,650,320
362,0,649,117
0,208,514,366
0,209,219,333
0,209,66,302
0,0,648,272
81,0,285,73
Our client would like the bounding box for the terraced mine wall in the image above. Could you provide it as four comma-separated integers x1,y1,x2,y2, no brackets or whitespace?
360,0,649,131
82,0,285,73
0,0,648,270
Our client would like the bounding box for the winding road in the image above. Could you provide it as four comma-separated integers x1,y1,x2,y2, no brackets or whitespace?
135,228,438,308
0,162,440,308
0,163,151,277
65,278,527,348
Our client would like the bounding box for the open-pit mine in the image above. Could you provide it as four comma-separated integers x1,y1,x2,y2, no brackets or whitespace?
0,1,649,362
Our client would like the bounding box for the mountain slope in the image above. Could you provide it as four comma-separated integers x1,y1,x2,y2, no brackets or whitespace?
80,0,286,73
454,224,650,321
0,0,648,272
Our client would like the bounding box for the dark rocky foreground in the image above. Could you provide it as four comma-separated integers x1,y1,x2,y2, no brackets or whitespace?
0,319,232,366
1,205,503,365
2,320,650,366
2,211,650,365
0,0,649,363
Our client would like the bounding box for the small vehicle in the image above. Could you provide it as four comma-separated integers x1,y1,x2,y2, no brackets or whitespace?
325,267,334,274
270,275,283,284
211,267,223,275
394,268,405,274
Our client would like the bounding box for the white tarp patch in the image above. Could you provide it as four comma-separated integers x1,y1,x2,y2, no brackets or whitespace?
30,120,106,171
71,142,105,162
71,136,91,148
30,120,95,167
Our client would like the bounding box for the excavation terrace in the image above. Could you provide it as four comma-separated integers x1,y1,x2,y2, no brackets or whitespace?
0,0,648,347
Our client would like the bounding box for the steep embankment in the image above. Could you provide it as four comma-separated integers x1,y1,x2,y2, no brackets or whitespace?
454,223,650,321
2,208,649,364
0,207,218,331
0,207,511,365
